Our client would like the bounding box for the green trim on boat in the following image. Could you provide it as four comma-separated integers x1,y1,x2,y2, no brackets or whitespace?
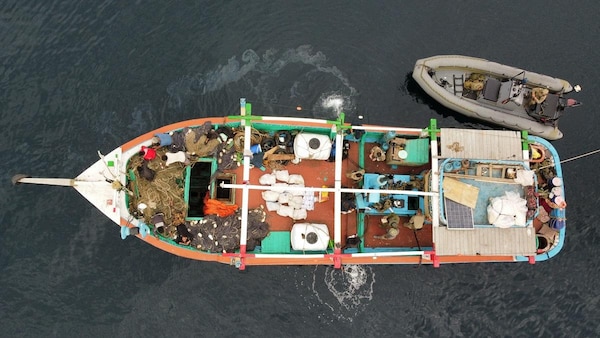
428,119,439,141
521,130,529,150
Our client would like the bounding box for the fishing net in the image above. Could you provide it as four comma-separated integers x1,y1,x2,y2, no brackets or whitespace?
126,125,272,253
188,207,270,252
127,149,187,226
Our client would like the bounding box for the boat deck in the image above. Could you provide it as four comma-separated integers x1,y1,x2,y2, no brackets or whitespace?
223,140,433,251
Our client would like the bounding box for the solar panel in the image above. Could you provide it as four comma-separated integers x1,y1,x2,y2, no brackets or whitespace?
445,198,474,229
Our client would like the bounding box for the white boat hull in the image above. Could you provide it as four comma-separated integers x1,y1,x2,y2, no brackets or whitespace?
412,55,578,140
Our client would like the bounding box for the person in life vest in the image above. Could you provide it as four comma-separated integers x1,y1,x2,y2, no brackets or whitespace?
529,87,549,107
404,208,425,230
374,213,400,240
464,73,485,91
369,146,386,162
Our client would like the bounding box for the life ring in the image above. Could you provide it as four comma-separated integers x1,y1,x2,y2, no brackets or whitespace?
529,144,545,163
461,159,470,169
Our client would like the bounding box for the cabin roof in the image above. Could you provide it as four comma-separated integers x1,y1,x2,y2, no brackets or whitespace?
440,129,523,160
434,226,537,256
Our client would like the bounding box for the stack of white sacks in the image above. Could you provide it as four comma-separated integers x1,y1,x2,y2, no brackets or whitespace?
260,170,308,220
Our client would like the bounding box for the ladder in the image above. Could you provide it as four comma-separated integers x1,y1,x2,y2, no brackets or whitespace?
453,75,464,96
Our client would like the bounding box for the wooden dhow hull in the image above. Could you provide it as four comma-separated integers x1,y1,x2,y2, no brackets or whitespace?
14,99,567,269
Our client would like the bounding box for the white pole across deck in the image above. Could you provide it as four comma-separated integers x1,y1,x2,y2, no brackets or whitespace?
220,182,438,197
333,126,343,249
430,138,440,228
239,98,250,249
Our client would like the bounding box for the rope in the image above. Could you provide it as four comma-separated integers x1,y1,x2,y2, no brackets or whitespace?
535,148,600,171
232,128,265,152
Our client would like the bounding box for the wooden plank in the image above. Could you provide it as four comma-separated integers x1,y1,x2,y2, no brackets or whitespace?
433,226,536,256
440,129,522,160
442,177,479,209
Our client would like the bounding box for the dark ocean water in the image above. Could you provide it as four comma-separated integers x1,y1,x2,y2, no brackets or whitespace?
2,1,600,337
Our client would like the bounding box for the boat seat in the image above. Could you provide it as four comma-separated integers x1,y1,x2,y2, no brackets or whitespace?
538,94,560,119
483,78,501,101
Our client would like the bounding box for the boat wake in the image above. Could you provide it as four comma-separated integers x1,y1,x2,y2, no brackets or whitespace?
165,45,358,120
296,265,375,322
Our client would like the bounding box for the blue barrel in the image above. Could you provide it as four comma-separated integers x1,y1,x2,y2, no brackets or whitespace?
549,217,565,230
453,160,462,170
550,207,566,218
549,207,566,230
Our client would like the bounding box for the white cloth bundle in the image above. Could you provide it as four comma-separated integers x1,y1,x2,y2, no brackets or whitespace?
277,205,294,217
288,174,305,185
292,208,307,220
261,190,280,202
259,173,277,185
274,170,290,182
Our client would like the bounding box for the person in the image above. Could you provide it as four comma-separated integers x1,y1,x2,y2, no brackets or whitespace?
464,73,484,91
374,213,400,240
346,169,365,182
404,209,425,231
342,234,362,250
341,192,356,214
175,223,193,246
374,227,399,240
151,212,166,235
139,145,157,161
369,146,386,162
529,87,549,107
137,160,155,181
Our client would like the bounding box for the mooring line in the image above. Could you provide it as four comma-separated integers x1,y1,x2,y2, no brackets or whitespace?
535,148,600,171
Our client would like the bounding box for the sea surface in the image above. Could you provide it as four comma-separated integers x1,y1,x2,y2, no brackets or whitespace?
2,1,600,337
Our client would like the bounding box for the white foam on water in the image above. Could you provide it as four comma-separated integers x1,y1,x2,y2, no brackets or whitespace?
320,94,345,115
165,45,358,119
296,265,375,322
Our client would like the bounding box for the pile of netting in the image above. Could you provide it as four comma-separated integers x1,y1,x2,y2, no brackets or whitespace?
126,122,241,226
127,149,187,225
187,207,270,252
125,121,278,252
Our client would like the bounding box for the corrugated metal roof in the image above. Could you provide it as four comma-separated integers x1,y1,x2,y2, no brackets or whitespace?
434,226,537,256
440,129,523,160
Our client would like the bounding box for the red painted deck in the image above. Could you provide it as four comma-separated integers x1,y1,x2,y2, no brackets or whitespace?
223,140,432,250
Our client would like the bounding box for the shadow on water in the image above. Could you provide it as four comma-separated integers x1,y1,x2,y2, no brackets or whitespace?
401,72,499,130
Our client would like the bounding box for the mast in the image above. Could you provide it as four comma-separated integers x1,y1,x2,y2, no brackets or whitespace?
12,175,75,187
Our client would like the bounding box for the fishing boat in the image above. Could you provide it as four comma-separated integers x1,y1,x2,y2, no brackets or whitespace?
412,55,581,140
13,98,567,269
